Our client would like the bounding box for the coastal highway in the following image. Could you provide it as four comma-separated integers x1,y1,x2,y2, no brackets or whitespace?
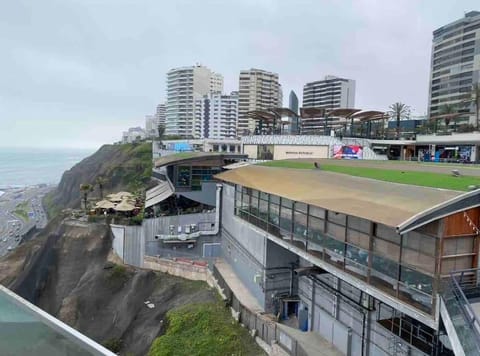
0,185,52,257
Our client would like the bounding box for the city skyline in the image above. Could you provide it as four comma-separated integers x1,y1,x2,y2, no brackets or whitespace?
0,0,479,148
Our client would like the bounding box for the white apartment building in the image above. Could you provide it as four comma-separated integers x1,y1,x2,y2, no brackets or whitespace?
165,65,224,138
145,114,157,138
237,68,282,135
210,72,224,93
428,11,480,126
195,92,238,139
122,127,146,143
155,103,166,126
302,75,356,110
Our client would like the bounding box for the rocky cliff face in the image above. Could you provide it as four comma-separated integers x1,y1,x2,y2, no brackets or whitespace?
45,143,153,214
0,218,216,355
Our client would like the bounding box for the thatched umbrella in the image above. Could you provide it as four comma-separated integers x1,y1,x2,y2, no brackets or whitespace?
116,191,134,199
95,200,116,209
114,200,136,212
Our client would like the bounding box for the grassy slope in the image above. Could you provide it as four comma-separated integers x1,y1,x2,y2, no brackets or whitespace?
260,160,480,191
13,201,30,222
43,142,152,218
148,302,265,356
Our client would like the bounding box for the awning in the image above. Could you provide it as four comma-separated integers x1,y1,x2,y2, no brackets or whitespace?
145,180,174,208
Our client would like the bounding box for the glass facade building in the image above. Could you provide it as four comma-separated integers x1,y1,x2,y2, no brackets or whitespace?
234,184,478,315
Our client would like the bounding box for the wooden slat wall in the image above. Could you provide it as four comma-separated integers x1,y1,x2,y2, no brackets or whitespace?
443,208,480,237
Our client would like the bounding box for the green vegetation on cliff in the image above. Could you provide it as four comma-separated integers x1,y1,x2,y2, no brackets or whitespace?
43,142,153,217
148,302,265,356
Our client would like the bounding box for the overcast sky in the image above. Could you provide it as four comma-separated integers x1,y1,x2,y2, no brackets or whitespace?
0,0,478,149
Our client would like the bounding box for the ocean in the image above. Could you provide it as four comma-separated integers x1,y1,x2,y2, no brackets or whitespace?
0,147,94,189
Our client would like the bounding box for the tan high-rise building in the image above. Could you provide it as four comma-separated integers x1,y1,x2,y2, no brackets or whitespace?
237,68,282,135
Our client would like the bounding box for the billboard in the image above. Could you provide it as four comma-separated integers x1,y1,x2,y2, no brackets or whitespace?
333,145,363,159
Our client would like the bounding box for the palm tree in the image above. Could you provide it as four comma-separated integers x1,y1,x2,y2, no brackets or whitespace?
439,103,457,133
80,183,93,211
95,176,107,199
388,102,410,139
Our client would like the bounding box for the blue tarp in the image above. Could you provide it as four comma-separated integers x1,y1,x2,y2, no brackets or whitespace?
168,142,193,151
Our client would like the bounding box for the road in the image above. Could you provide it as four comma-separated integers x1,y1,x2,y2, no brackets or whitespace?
0,185,52,257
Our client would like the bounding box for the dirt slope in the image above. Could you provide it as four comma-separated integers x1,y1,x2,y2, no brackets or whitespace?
0,219,216,355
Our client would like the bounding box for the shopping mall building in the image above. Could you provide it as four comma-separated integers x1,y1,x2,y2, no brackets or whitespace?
216,164,480,355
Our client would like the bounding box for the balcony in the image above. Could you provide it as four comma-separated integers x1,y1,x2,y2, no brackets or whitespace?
441,269,480,355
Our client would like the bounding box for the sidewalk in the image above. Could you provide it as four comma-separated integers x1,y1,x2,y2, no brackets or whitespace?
214,258,263,313
214,258,342,356
277,323,342,356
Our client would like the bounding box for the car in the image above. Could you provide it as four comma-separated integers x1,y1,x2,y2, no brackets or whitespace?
7,246,12,251
2,238,6,242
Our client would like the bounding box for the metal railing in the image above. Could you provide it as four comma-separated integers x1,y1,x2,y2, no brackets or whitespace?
442,268,480,355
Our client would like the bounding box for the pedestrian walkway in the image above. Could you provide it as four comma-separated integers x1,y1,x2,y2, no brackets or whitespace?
214,258,342,356
214,258,263,313
277,323,342,356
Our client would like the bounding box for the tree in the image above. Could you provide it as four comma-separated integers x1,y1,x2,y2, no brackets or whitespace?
80,183,93,211
388,102,410,139
157,124,165,141
95,176,107,199
439,103,457,133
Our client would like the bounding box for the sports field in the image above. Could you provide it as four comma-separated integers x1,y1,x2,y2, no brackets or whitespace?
260,159,480,191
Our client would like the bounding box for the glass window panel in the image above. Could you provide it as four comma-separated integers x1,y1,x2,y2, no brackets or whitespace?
401,248,435,273
400,266,433,295
259,199,268,220
326,222,345,241
373,238,400,260
441,256,474,274
251,189,259,198
294,211,308,238
260,191,269,201
270,194,280,205
281,197,293,208
372,254,398,280
250,196,259,215
346,245,369,266
443,237,474,255
309,206,325,219
308,216,325,234
269,203,280,226
346,229,370,250
348,216,371,233
295,202,308,214
328,212,346,225
402,232,435,256
280,207,292,233
375,224,400,244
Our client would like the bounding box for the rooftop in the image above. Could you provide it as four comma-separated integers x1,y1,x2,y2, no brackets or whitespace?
215,165,467,229
154,152,247,168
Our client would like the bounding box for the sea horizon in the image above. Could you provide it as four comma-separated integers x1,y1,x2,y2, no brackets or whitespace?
0,146,95,189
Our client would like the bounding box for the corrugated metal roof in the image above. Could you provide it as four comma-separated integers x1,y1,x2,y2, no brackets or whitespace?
145,181,174,208
215,165,463,228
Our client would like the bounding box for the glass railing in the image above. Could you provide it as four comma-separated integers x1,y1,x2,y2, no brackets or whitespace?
0,285,113,355
441,269,480,355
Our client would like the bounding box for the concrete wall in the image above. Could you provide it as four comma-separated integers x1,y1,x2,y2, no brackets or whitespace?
143,212,216,238
243,145,258,159
123,225,144,267
221,184,267,309
111,225,124,260
273,145,329,160
143,256,209,281
264,239,299,312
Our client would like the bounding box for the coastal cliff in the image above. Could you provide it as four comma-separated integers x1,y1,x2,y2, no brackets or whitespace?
44,143,153,216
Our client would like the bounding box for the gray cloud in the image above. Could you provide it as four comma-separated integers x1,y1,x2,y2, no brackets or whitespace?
0,0,478,148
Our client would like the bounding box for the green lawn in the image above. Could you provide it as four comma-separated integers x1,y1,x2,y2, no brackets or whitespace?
148,302,265,356
260,160,480,191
